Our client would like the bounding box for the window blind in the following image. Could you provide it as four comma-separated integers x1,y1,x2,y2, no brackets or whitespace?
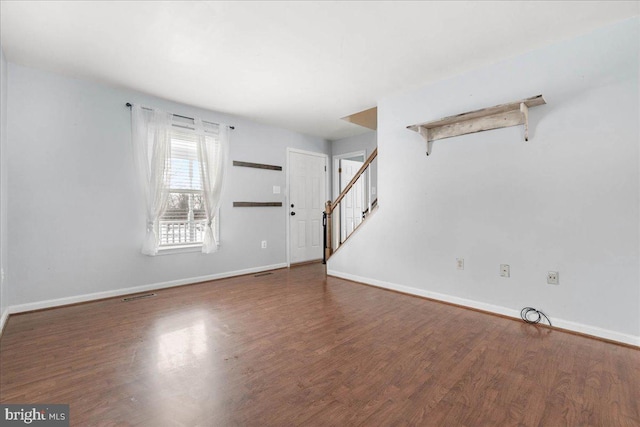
159,126,216,247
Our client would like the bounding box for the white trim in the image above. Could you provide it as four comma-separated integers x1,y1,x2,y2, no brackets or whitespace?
332,150,366,200
326,269,640,347
0,308,9,336
7,263,287,315
286,147,330,158
332,151,367,247
157,244,202,255
285,148,330,267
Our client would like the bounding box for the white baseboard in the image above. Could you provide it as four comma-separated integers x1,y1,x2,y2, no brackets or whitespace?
7,263,288,316
0,307,9,336
327,269,640,347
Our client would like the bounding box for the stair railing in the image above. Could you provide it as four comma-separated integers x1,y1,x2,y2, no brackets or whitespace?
323,148,378,263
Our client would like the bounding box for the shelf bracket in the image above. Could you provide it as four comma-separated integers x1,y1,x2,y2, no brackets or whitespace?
520,102,529,142
418,126,434,156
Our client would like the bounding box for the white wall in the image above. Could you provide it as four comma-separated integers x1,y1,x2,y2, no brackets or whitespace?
329,18,640,345
331,131,376,159
0,48,8,328
6,64,329,308
331,131,378,200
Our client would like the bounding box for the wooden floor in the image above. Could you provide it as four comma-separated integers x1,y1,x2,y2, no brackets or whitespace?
1,264,638,426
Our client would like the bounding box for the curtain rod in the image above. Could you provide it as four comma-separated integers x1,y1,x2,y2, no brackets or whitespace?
126,103,235,130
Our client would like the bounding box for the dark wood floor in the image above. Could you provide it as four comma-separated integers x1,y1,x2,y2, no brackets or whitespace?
1,264,638,426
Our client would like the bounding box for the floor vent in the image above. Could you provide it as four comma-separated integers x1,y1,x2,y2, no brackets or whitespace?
122,293,156,302
254,272,273,277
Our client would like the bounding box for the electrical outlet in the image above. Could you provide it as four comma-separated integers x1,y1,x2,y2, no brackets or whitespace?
261,240,267,249
456,258,464,270
547,271,559,285
500,264,510,278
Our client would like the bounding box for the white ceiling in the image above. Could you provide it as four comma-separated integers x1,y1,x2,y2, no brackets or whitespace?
1,1,638,140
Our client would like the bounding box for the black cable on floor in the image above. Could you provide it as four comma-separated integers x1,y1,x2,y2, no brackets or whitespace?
520,307,552,327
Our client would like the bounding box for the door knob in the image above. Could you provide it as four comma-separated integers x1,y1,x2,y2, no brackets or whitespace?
290,212,296,216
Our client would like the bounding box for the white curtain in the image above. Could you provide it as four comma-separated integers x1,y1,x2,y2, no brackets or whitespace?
196,119,229,253
131,105,172,256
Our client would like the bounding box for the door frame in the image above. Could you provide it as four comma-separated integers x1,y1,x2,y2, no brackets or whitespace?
285,148,329,267
332,150,366,247
332,150,367,200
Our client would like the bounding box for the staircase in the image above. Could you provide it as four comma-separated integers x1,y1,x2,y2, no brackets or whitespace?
323,148,378,262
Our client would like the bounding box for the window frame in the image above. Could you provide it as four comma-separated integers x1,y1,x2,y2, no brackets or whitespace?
156,127,220,253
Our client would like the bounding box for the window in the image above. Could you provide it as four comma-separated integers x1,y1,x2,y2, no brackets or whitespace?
131,104,227,255
158,125,218,249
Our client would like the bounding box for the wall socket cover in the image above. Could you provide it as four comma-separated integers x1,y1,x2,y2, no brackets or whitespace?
456,258,464,270
547,271,559,285
261,240,267,249
500,264,510,278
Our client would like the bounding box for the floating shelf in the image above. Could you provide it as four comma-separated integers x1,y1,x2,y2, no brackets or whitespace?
233,161,282,171
407,95,546,156
233,202,282,207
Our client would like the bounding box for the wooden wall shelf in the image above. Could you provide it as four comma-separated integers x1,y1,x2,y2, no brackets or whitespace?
233,161,282,171
233,202,283,207
407,95,546,156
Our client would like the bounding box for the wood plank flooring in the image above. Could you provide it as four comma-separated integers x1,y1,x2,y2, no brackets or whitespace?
1,264,638,426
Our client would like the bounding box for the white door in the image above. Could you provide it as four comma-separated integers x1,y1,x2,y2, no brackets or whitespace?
339,159,365,242
289,150,327,264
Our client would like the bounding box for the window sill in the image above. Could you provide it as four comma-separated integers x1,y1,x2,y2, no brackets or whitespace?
157,245,203,255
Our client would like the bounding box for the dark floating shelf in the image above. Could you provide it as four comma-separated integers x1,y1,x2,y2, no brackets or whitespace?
233,161,282,171
233,202,283,207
